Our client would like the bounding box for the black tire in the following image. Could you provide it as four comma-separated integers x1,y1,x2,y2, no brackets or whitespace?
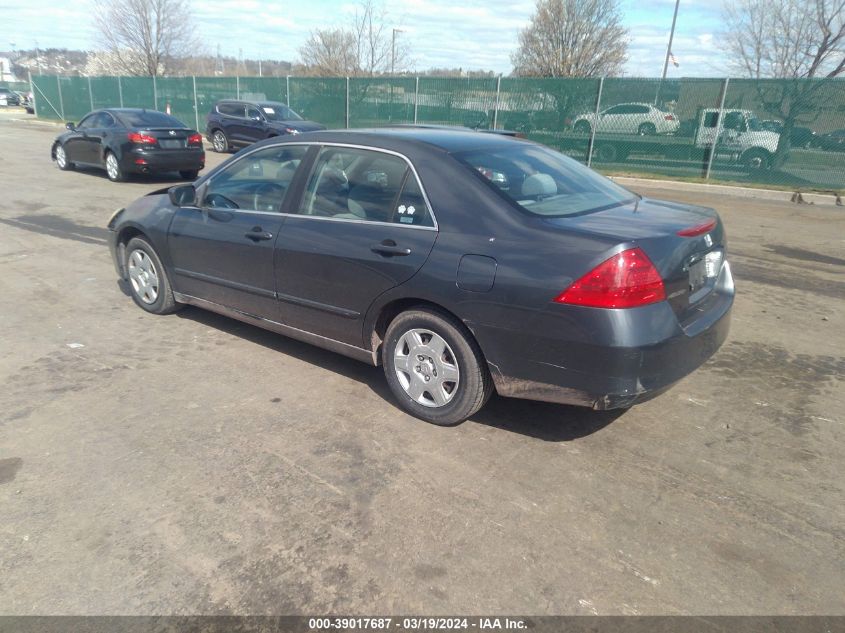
742,149,771,170
573,120,591,134
54,143,74,170
638,122,657,136
179,170,199,180
105,151,125,182
124,237,181,315
211,129,229,153
383,308,493,426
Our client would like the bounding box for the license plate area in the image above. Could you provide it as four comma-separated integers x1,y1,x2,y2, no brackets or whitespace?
159,139,184,149
688,249,724,300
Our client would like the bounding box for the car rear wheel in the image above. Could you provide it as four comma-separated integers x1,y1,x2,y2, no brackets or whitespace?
638,122,657,136
211,130,229,153
54,144,74,170
179,170,199,180
383,308,493,425
105,151,125,182
124,237,181,314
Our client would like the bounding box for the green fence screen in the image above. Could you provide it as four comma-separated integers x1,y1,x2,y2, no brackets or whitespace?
29,74,845,191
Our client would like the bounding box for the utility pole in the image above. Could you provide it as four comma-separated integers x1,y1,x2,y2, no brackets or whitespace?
655,0,680,105
391,28,404,75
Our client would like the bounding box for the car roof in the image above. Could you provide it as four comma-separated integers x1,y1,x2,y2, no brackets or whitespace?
268,127,525,154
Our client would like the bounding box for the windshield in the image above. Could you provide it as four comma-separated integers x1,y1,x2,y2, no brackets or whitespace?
747,116,763,132
259,104,303,122
117,110,187,128
454,144,636,217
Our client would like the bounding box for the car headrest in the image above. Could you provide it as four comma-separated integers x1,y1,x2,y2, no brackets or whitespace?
522,173,557,197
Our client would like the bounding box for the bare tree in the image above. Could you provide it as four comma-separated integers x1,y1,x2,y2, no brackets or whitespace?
93,0,198,76
510,0,628,77
299,29,358,76
723,0,845,167
298,0,410,76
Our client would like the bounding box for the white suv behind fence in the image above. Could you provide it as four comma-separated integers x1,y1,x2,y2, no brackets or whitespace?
572,103,680,136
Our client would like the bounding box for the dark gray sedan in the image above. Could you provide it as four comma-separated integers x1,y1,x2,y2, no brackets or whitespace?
108,129,733,425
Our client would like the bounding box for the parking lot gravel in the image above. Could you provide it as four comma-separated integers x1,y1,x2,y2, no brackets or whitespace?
0,111,843,615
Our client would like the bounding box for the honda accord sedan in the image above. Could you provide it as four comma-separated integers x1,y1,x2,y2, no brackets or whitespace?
108,129,733,425
52,108,205,182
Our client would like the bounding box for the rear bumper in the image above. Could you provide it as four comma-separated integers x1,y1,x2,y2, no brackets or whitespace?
476,262,734,410
121,148,205,174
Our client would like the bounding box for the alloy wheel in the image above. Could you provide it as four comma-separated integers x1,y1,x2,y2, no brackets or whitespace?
127,249,159,305
55,145,66,168
213,132,226,152
106,153,119,180
394,328,460,408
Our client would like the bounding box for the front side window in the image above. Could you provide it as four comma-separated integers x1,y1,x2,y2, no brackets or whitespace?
202,145,309,212
77,114,97,129
456,143,636,218
247,107,263,120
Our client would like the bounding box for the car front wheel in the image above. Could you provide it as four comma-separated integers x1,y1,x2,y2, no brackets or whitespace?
383,308,493,425
124,237,181,314
54,143,74,170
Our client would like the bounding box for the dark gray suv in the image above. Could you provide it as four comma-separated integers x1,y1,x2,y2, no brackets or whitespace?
205,100,325,152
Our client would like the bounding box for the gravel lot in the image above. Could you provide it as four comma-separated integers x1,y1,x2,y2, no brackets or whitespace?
0,111,843,615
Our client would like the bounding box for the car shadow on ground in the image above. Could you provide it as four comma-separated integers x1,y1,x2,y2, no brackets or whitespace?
176,306,624,441
0,214,110,246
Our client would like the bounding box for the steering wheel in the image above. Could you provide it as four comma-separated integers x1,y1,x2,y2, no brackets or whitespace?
253,183,284,212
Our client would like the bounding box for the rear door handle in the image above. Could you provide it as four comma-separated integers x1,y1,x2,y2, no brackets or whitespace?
371,241,411,256
245,227,273,241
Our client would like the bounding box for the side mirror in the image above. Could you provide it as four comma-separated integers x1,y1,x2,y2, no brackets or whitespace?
169,184,196,207
65,122,76,131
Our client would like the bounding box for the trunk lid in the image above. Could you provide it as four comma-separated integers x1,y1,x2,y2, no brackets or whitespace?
543,197,727,320
136,127,195,149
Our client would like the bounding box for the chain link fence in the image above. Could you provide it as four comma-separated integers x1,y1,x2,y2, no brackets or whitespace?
29,74,845,191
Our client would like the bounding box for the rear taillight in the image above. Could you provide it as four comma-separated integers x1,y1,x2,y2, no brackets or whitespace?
188,133,203,145
677,219,717,237
128,132,156,144
664,114,675,121
554,247,665,309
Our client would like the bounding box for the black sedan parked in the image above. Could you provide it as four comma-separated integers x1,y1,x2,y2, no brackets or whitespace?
206,100,325,152
108,129,733,425
52,108,205,182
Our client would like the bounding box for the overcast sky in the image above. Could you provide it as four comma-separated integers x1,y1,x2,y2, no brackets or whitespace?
1,0,728,76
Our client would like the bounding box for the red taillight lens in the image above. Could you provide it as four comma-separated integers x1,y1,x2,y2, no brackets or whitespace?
188,133,202,145
677,219,717,237
128,132,157,144
554,247,665,309
665,114,675,121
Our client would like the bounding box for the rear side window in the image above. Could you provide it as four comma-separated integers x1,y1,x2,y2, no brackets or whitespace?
117,110,186,128
456,143,635,217
298,147,432,226
393,174,433,227
218,103,245,117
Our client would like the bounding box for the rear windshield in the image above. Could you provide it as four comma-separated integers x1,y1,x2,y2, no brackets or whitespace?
259,104,303,121
117,110,187,128
454,144,636,217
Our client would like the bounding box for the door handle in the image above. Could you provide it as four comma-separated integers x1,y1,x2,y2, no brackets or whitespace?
371,240,411,257
245,227,273,241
